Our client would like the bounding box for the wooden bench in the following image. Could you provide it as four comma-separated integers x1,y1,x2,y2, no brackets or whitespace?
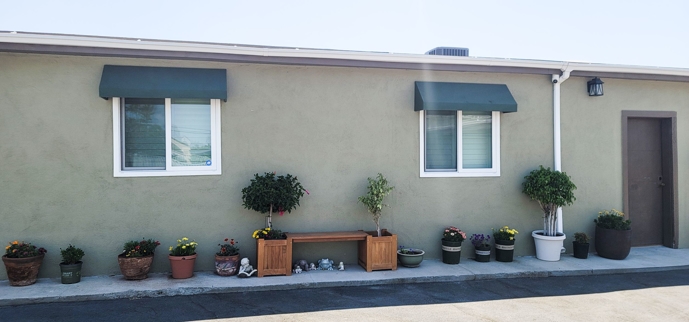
257,230,397,277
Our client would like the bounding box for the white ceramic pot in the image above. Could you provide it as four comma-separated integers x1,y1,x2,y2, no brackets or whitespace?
532,230,566,261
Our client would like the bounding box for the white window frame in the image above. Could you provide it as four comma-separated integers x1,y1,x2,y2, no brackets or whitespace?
112,97,222,177
419,110,500,178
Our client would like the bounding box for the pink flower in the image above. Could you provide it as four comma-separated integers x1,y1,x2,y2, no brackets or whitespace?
305,189,310,195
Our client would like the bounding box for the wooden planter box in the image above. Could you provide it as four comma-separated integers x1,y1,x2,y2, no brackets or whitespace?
358,229,397,272
256,238,291,277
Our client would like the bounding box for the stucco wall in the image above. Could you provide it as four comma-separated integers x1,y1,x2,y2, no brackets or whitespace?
0,52,686,280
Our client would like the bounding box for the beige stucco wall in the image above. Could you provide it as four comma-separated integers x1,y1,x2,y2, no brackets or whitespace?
0,52,687,280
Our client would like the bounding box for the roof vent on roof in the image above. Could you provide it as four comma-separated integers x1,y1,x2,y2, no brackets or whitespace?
425,47,469,57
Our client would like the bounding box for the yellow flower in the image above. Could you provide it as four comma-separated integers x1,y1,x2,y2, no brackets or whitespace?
4,245,9,250
265,227,271,231
182,237,188,241
177,239,181,243
169,246,173,251
12,241,18,245
182,246,186,249
185,243,190,247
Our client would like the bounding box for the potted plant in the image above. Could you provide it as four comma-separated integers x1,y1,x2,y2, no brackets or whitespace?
397,246,425,268
117,238,160,280
2,241,47,286
241,172,308,229
59,244,85,284
253,227,289,277
215,238,240,276
357,173,397,272
470,233,491,262
493,226,518,262
572,232,590,259
441,226,466,264
522,165,577,261
169,237,198,279
594,209,631,260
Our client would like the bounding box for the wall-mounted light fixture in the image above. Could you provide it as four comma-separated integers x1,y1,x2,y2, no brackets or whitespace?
587,77,604,96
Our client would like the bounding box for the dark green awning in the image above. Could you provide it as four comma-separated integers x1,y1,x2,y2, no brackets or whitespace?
99,65,227,101
414,81,517,112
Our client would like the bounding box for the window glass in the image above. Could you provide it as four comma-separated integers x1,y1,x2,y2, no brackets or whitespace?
425,110,457,171
171,99,212,167
123,98,165,168
462,111,492,169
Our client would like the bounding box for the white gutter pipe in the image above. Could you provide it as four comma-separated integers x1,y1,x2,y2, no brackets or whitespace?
551,67,572,235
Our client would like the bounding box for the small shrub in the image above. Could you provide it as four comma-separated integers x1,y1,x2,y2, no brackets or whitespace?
573,232,589,244
121,239,160,257
594,209,631,230
60,244,85,264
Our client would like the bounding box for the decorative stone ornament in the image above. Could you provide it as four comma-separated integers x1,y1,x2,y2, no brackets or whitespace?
238,257,257,278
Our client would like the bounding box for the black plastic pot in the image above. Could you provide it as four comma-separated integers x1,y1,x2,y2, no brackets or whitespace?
474,245,491,262
60,262,82,284
441,239,462,264
572,241,589,259
595,226,632,260
495,239,515,262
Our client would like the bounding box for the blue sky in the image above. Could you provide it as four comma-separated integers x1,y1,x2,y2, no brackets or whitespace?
2,0,688,68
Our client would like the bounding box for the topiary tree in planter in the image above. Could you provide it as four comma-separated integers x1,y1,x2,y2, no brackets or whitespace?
241,172,308,228
358,173,394,238
522,165,577,237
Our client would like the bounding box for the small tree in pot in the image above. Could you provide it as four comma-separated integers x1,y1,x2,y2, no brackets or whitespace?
358,173,394,237
241,172,308,229
523,166,576,261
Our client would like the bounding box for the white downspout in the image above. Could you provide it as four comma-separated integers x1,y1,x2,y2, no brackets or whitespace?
551,67,572,235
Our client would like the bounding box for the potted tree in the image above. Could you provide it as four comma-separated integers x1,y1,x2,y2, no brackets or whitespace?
522,165,577,261
572,232,590,259
59,244,85,284
242,172,307,277
117,238,160,280
594,209,631,260
357,173,397,272
2,240,47,286
168,237,198,279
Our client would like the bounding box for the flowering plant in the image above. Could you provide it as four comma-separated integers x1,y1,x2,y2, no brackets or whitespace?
493,226,519,241
594,209,631,230
4,241,47,258
442,226,467,242
469,234,491,248
169,237,198,256
217,238,239,256
252,227,285,240
398,245,424,255
121,239,160,257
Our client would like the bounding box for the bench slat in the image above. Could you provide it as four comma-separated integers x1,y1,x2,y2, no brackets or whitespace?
286,231,369,243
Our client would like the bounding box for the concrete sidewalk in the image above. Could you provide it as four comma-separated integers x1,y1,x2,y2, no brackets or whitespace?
2,246,688,307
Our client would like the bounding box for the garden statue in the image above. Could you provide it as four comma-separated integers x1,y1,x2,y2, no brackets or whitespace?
309,263,317,271
295,259,309,271
293,264,302,274
318,258,334,270
337,262,344,271
237,258,257,278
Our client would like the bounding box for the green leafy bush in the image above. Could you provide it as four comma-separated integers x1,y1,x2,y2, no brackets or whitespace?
594,209,631,230
60,244,85,264
573,232,589,244
241,172,308,228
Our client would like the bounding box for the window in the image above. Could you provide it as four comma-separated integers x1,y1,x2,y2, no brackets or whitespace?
419,110,500,177
112,97,222,177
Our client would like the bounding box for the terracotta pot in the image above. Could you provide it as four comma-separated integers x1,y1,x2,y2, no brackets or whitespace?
169,254,197,279
215,254,240,276
118,254,154,280
2,254,44,286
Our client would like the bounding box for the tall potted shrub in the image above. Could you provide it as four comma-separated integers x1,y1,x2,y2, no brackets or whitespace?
522,166,577,261
242,172,307,277
357,173,397,272
594,209,632,260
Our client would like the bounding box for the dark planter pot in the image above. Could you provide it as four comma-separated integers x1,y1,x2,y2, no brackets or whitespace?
595,226,632,260
495,239,515,262
60,262,83,284
572,242,589,259
474,245,491,262
441,239,462,264
397,250,425,268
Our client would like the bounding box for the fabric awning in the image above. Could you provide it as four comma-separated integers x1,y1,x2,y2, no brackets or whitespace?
99,65,227,101
414,81,517,112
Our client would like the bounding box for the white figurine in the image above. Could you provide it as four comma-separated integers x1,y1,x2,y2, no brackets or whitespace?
309,263,317,271
293,264,303,274
237,257,257,278
338,262,344,271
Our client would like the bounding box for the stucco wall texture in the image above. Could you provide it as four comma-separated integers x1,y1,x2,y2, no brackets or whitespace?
1,52,687,280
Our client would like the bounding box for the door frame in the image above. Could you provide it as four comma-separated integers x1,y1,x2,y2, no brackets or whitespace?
622,110,678,248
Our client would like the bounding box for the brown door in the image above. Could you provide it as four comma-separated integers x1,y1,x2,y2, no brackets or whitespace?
627,118,664,246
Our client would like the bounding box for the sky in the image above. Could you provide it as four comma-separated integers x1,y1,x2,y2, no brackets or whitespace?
2,0,689,68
